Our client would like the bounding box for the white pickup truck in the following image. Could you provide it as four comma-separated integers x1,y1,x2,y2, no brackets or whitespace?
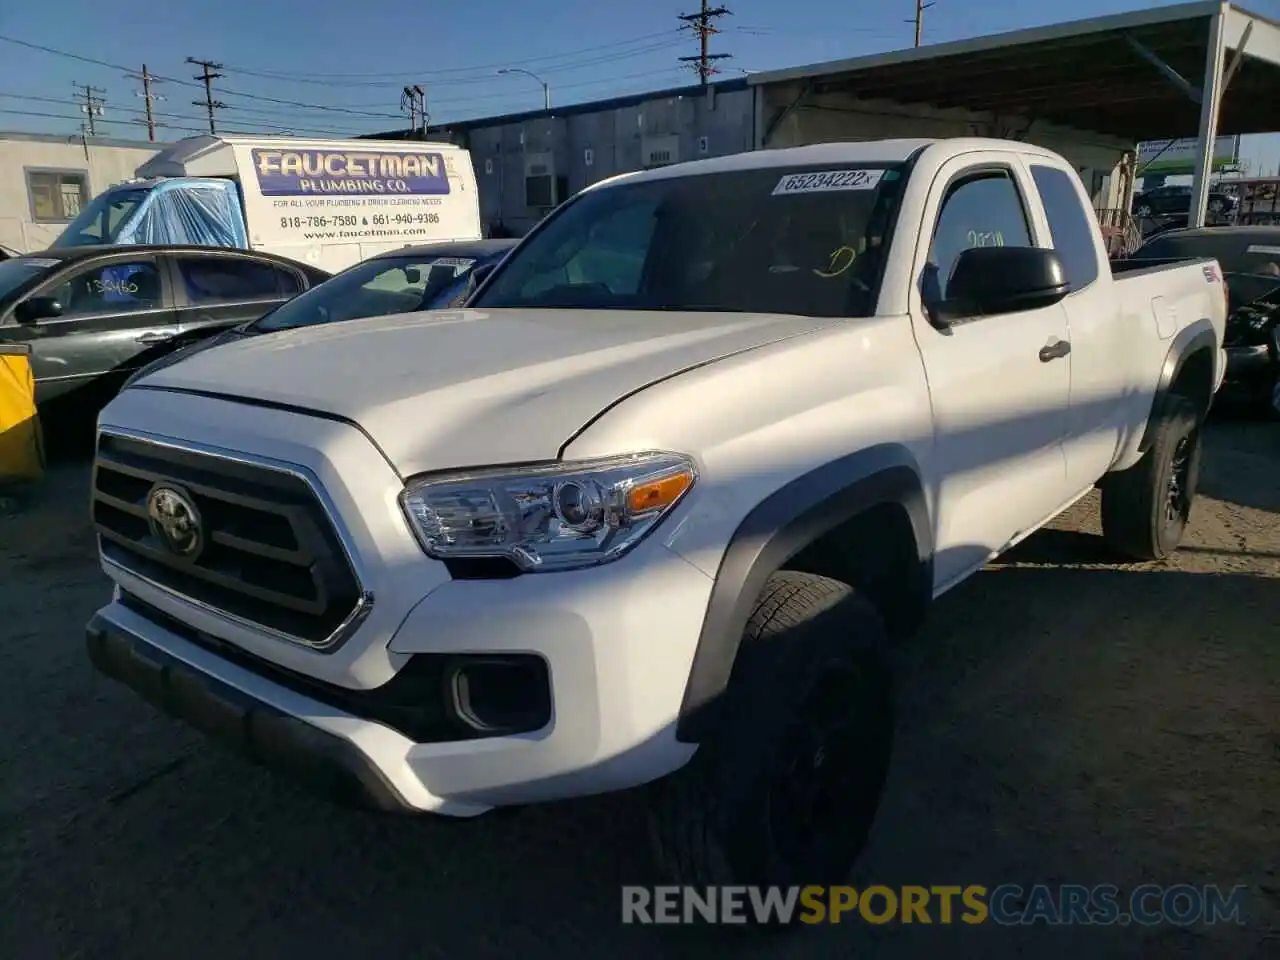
87,137,1227,890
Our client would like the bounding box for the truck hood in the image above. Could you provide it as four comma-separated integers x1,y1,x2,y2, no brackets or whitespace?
134,307,830,476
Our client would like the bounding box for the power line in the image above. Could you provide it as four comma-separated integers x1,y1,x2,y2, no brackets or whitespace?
0,106,258,137
678,1,733,85
187,57,226,134
0,34,403,119
217,30,686,83
0,92,374,139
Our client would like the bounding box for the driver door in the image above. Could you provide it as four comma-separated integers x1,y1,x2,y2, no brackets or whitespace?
908,152,1073,588
3,255,178,404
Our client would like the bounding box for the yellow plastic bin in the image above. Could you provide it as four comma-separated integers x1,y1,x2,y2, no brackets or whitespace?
0,342,44,482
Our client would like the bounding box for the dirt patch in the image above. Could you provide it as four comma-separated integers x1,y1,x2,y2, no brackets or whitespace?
0,421,1276,960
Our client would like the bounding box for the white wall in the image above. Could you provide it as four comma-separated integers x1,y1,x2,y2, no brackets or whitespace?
0,134,162,253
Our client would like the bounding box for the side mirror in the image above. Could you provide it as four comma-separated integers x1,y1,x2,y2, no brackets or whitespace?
470,262,496,287
14,296,65,323
403,267,422,284
931,246,1069,327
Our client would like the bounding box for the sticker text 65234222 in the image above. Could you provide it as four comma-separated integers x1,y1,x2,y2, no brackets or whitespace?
772,169,886,196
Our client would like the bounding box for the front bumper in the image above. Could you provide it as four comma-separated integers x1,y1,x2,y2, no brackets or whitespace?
87,609,419,814
88,528,710,814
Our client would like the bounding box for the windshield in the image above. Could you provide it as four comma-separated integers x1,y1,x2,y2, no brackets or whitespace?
471,164,906,317
251,252,481,333
0,257,58,301
53,188,150,248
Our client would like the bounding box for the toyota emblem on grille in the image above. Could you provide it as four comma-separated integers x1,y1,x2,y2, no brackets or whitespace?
146,484,204,559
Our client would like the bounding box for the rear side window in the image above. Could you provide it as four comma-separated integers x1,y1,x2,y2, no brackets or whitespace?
176,257,283,304
1030,165,1100,290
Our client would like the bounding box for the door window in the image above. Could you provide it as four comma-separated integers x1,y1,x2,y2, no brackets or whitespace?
48,261,163,316
926,170,1032,303
176,257,284,304
1030,164,1100,290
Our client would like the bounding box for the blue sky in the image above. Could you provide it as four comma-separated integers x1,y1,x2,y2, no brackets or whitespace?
1,0,1279,169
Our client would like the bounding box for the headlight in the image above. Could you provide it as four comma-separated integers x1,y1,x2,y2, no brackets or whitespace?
400,452,697,572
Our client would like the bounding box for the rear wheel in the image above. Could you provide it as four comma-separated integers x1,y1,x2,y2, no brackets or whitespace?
648,572,894,901
1101,395,1203,560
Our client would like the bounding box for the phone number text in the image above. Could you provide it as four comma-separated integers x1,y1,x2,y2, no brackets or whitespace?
279,213,442,229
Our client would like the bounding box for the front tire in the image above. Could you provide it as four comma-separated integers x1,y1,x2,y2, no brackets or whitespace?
1101,395,1203,560
648,572,894,895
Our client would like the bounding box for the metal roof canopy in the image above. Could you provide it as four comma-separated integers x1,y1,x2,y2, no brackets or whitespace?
749,2,1280,226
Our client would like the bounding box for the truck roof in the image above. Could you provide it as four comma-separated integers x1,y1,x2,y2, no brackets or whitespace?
135,134,465,180
587,137,1066,192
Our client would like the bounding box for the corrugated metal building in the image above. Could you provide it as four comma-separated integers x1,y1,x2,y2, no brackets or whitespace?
368,79,755,236
364,3,1280,240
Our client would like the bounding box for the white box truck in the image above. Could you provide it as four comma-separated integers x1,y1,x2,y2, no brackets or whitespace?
48,136,482,273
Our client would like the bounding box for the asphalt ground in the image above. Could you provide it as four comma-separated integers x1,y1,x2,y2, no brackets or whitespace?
1,418,1277,958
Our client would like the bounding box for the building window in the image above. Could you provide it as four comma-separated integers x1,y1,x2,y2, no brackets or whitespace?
27,169,89,222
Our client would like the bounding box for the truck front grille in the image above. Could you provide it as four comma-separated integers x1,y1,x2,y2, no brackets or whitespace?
91,432,368,649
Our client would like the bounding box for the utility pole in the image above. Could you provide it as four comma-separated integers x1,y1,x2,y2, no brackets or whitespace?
187,57,226,134
908,0,936,48
678,1,733,85
73,82,106,136
126,64,166,141
401,85,426,138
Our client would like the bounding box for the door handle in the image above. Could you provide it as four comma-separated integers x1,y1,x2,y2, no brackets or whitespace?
1039,339,1071,362
135,332,172,345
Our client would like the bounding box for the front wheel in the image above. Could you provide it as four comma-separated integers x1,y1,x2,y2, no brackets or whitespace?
648,572,894,898
1101,395,1203,560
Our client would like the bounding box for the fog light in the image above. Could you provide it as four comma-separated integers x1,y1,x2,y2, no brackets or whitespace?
448,656,551,734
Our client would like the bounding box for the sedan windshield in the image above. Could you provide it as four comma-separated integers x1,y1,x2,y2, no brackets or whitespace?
54,188,150,247
251,253,480,333
471,164,906,317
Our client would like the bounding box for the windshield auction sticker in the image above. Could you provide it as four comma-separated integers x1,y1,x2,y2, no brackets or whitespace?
772,169,885,195
238,145,474,249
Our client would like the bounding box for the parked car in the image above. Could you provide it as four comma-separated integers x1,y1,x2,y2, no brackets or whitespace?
1132,225,1280,417
0,244,328,415
87,138,1225,896
123,239,519,386
1132,184,1237,221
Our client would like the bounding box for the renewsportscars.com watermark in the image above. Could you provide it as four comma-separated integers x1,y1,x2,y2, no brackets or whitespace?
622,884,1249,926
